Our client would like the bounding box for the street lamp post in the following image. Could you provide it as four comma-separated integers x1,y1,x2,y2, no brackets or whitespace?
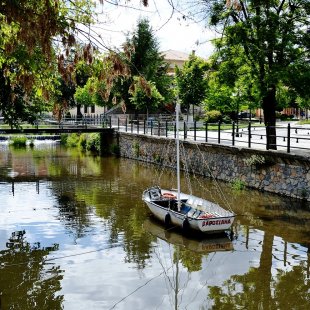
235,91,240,137
236,103,239,137
232,89,241,137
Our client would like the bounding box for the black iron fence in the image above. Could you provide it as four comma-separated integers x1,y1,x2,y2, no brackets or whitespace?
1,114,309,154
109,117,310,154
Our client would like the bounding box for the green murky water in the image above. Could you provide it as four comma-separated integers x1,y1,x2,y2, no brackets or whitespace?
0,142,309,310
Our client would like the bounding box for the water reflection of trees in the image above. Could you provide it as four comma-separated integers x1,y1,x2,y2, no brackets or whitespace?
208,231,310,309
0,231,62,310
54,185,93,240
209,261,310,309
49,155,156,269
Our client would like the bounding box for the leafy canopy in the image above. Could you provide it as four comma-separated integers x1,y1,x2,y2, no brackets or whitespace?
0,1,150,125
111,18,172,112
175,53,210,114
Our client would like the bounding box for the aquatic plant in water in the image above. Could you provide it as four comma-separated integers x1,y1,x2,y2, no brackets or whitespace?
10,136,27,147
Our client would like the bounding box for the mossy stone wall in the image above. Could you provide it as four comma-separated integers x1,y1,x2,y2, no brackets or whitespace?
118,132,310,201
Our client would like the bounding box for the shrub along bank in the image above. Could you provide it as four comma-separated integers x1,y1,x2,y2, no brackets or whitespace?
60,132,118,155
60,133,101,153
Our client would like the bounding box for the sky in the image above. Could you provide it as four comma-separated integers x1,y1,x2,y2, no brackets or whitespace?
93,0,218,59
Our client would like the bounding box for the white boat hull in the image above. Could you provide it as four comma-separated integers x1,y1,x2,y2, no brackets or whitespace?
142,188,235,234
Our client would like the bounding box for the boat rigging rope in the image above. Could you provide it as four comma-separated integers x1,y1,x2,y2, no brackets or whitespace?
109,240,174,310
180,141,193,196
0,241,123,268
152,138,174,186
194,144,233,212
109,268,170,310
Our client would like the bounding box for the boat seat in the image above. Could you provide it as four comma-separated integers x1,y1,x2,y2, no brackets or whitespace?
188,209,202,218
195,199,204,210
180,204,191,214
149,189,161,200
186,196,194,205
193,210,202,218
186,208,196,217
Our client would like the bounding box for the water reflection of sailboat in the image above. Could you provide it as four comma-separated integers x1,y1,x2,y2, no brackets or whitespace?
144,218,234,309
144,218,234,254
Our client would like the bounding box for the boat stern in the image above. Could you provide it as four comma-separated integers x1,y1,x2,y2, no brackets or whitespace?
197,215,235,233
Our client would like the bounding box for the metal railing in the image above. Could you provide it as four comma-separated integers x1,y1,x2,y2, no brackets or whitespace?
111,117,310,154
1,115,309,154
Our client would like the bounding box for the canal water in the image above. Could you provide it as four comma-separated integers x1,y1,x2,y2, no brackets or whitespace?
0,142,309,310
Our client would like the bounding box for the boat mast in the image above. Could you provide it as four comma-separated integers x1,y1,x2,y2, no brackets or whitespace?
176,102,181,211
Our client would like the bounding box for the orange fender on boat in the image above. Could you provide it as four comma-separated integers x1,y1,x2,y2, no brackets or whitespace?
162,193,177,199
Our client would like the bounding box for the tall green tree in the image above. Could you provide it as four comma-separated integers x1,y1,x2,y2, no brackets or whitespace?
175,53,210,119
189,0,310,149
112,18,172,113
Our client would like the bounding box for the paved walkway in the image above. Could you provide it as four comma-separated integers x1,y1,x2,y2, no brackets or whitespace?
117,121,310,157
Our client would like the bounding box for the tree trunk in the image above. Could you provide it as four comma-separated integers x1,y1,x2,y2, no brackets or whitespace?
262,85,277,150
192,104,195,121
77,104,82,119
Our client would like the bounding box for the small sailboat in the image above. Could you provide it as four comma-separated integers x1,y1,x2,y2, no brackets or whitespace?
142,103,235,234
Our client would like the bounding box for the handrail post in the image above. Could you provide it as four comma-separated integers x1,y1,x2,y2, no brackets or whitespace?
165,120,168,137
144,119,146,134
218,121,221,144
109,116,111,128
137,119,139,134
266,124,269,150
151,120,153,135
236,118,239,137
232,121,235,146
131,119,133,133
184,121,187,140
194,120,197,141
205,122,208,142
125,117,128,132
158,121,161,136
117,117,119,130
174,122,176,138
287,123,291,153
248,122,251,148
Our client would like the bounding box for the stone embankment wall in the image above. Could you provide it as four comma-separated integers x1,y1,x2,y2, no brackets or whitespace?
117,132,310,201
